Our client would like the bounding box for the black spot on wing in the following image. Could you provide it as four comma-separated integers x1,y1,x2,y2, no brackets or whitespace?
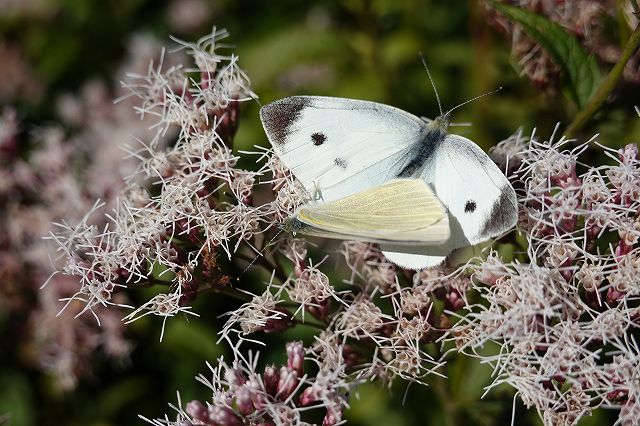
479,186,517,238
334,157,348,169
311,132,327,146
464,200,476,213
260,97,311,145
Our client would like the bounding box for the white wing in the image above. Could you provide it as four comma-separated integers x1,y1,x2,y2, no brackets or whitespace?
382,134,517,269
260,96,429,201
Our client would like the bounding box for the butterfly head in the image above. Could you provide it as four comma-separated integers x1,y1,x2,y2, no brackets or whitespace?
431,114,451,132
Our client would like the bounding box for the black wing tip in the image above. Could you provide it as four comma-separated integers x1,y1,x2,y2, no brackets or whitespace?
479,184,518,239
260,97,311,145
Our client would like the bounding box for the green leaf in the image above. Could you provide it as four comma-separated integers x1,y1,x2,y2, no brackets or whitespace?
492,2,603,107
0,371,35,426
161,317,225,361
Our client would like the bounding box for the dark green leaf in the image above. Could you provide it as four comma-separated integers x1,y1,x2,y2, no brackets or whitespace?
0,371,35,426
161,318,225,361
492,2,603,107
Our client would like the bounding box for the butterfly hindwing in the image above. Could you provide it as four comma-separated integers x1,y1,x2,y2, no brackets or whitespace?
381,134,517,269
429,134,517,244
260,96,429,201
292,179,450,245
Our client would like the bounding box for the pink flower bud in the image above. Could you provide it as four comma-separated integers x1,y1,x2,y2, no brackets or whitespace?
322,408,342,426
263,364,279,396
606,389,627,401
186,400,208,422
607,287,625,303
277,366,299,399
299,386,318,406
444,289,465,311
615,241,633,259
286,341,305,376
207,405,242,426
235,386,255,416
476,268,501,286
262,308,294,333
246,377,267,411
224,365,246,387
619,144,638,164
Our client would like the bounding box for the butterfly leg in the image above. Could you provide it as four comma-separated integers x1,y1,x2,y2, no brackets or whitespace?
311,180,325,202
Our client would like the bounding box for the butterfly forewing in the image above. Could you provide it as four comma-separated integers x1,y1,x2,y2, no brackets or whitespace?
260,96,428,202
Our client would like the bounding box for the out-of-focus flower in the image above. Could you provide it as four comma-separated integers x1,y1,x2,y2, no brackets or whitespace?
0,42,43,103
166,0,212,34
0,0,57,19
487,0,640,88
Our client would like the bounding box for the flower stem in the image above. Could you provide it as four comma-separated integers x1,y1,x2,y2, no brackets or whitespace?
204,284,253,302
565,22,640,137
235,250,289,283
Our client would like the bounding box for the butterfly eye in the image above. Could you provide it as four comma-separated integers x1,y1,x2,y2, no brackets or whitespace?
464,200,476,213
311,132,327,146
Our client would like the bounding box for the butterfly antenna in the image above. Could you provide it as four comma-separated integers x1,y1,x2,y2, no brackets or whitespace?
445,86,503,118
236,228,284,281
419,52,443,118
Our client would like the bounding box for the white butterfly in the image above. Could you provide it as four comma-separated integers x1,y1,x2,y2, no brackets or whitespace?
260,96,517,269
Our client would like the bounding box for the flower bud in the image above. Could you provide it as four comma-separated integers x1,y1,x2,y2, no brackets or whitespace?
607,287,625,303
323,408,342,426
262,308,294,333
186,400,208,422
235,386,255,416
224,365,246,387
277,366,299,399
207,405,242,426
286,341,305,376
263,364,279,396
299,386,318,406
444,289,465,311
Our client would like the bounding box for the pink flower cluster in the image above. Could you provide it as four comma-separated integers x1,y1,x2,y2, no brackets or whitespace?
453,128,640,425
142,341,350,426
44,27,640,426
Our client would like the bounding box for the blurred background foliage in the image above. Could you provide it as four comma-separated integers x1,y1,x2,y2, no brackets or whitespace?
0,0,638,425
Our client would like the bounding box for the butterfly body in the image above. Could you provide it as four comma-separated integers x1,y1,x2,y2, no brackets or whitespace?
397,117,447,178
261,96,517,269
